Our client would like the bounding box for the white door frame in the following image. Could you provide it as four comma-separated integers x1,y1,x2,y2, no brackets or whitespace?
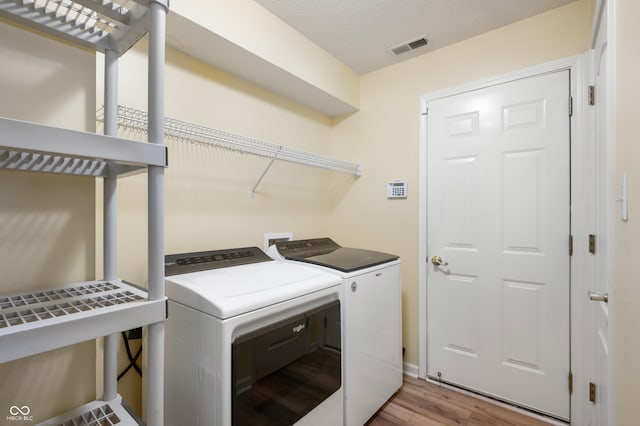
588,0,617,424
417,55,605,424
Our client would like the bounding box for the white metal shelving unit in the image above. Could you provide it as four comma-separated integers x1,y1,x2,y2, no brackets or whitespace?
0,1,168,425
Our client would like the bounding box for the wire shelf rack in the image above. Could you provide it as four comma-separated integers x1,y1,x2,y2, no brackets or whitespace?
97,105,363,177
0,282,143,328
0,0,160,55
0,279,166,364
37,394,140,425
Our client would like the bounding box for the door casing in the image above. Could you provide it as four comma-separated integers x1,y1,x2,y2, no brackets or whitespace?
588,0,617,424
417,55,607,425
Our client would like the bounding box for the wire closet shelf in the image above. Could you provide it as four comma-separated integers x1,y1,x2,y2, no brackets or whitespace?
98,105,363,177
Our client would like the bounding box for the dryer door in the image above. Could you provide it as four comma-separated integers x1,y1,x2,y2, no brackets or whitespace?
232,300,341,426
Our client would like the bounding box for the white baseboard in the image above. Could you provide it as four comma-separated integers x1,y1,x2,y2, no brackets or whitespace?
403,362,419,378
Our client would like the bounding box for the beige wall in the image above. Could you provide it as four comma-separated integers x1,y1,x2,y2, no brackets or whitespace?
614,0,640,423
95,39,355,413
329,0,593,366
0,20,96,423
96,38,355,285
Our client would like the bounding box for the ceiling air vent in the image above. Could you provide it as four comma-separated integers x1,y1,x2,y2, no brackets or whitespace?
388,36,429,56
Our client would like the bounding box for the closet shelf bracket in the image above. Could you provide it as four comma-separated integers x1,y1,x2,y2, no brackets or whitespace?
251,146,283,198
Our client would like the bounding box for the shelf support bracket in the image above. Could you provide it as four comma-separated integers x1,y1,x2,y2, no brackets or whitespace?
251,146,283,198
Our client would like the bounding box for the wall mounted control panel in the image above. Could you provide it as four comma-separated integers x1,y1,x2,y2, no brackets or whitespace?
387,180,407,199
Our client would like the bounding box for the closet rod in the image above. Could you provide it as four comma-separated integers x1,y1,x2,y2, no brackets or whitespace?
98,105,362,177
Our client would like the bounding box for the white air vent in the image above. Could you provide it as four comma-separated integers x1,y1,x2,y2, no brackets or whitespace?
388,36,429,56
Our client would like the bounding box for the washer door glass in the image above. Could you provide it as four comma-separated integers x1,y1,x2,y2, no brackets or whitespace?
232,300,341,425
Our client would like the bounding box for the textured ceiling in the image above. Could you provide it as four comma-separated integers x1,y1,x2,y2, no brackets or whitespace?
254,0,578,74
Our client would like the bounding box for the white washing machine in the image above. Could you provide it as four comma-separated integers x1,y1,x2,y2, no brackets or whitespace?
268,238,402,426
164,246,344,426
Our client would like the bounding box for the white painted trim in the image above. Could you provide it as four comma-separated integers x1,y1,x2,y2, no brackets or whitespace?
417,96,428,379
585,1,617,424
403,362,419,379
420,55,581,104
418,55,589,423
590,0,606,49
569,53,592,426
603,1,617,424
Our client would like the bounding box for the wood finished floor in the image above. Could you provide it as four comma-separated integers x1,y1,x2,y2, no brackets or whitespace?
366,376,553,426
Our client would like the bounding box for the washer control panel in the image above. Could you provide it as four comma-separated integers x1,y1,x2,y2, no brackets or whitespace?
165,247,271,276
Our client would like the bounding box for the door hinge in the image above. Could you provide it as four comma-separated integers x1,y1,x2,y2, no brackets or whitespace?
589,382,596,403
569,96,574,117
569,235,574,256
588,85,596,106
589,234,596,254
422,108,429,116
569,371,573,394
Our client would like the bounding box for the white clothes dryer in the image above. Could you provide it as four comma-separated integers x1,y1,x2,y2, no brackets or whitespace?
164,246,344,426
268,238,402,426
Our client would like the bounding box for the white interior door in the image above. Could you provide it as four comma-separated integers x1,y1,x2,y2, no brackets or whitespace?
589,0,612,423
427,71,571,420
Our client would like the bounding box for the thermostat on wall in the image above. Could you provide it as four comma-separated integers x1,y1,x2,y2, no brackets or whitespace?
387,180,407,199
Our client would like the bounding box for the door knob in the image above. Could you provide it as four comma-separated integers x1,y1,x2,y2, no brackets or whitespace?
588,291,608,303
431,256,448,266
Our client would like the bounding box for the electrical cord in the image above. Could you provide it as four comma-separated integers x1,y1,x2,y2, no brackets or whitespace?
117,331,142,380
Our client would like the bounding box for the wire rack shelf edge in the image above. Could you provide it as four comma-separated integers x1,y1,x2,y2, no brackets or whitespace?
97,105,363,182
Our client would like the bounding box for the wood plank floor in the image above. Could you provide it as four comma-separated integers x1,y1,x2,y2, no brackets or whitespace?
366,376,553,426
